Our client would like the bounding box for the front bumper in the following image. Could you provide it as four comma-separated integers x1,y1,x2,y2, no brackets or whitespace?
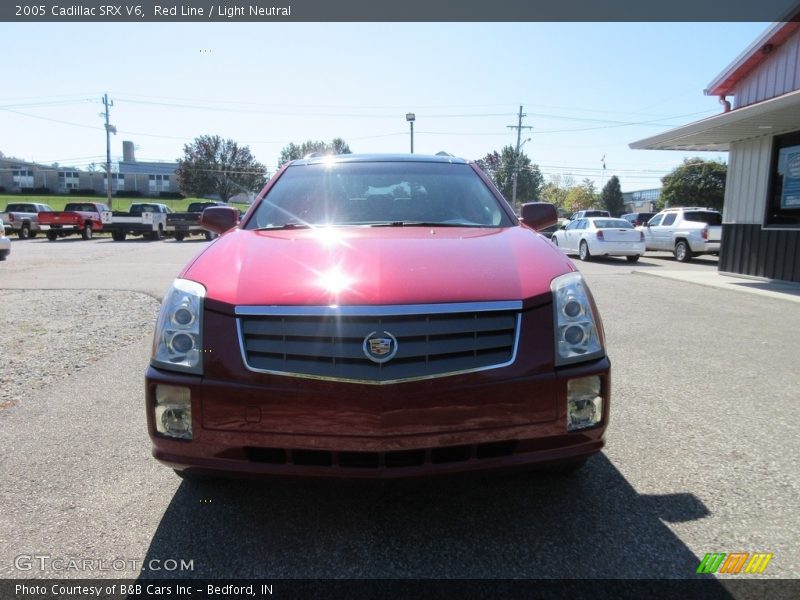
146,357,611,479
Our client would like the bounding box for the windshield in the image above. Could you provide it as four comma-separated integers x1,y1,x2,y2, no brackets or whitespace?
245,161,512,229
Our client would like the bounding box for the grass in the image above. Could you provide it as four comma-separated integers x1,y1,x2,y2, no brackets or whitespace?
0,194,251,213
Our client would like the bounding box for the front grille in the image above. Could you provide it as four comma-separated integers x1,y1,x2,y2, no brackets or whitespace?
236,302,521,383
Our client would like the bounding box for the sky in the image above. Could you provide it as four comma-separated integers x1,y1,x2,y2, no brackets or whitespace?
0,21,771,193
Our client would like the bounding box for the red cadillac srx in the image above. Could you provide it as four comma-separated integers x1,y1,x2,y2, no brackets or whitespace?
146,154,610,479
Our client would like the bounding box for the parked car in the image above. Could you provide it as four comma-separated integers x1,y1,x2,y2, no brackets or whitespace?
0,218,10,260
38,202,108,240
146,154,610,480
641,207,722,262
620,212,656,227
552,217,646,262
567,209,610,222
0,202,54,239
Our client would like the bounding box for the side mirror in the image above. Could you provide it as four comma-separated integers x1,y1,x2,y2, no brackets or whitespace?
520,202,558,231
201,206,239,234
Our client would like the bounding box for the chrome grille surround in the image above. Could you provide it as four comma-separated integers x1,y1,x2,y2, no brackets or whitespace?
235,301,522,385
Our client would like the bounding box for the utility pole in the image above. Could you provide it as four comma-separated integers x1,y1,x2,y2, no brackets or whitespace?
507,105,533,208
101,93,116,209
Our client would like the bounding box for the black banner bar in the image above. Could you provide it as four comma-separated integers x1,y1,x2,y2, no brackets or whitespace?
2,0,800,23
2,579,800,600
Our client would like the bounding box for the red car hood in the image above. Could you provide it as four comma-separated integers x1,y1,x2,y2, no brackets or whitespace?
182,226,574,307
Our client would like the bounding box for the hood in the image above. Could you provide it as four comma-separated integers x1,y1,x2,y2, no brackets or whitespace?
182,226,574,307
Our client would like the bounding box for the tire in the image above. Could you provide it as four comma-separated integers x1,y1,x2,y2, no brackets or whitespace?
111,231,126,241
174,232,185,242
626,255,640,263
674,240,692,263
81,222,93,240
204,231,217,241
29,231,37,239
18,224,30,239
579,240,592,262
47,231,58,241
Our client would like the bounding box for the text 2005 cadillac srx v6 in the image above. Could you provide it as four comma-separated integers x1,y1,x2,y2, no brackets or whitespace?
146,154,610,479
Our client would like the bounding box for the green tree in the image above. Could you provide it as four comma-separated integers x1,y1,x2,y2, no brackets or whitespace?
176,135,267,202
475,146,543,210
278,138,352,165
564,179,598,213
659,157,727,211
540,174,575,214
601,175,625,216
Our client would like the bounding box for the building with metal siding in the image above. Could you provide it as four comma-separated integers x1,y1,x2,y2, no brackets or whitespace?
631,19,800,283
0,142,180,197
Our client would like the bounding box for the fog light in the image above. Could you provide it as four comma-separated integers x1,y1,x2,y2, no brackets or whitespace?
154,385,192,439
567,376,602,431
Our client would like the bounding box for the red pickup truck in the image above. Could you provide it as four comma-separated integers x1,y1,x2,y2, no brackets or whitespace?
38,202,108,240
146,154,610,480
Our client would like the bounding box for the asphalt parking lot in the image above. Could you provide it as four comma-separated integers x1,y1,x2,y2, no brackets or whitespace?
1,236,798,583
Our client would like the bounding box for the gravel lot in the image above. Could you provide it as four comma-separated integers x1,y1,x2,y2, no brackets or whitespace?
0,290,159,409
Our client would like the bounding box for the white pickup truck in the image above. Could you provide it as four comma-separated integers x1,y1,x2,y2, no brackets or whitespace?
101,203,172,241
641,207,722,262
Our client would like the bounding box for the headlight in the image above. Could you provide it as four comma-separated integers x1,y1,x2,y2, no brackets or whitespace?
551,272,604,366
151,279,205,374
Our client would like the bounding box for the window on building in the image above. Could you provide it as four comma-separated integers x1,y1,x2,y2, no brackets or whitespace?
148,174,170,193
58,170,80,190
766,131,800,227
103,173,125,191
12,168,34,188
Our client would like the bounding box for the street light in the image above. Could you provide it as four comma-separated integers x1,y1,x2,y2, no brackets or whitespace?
406,113,415,154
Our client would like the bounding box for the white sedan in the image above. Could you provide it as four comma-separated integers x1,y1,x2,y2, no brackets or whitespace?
551,217,645,262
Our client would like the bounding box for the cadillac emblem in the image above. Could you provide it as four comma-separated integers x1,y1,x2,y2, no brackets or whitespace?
363,331,398,364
